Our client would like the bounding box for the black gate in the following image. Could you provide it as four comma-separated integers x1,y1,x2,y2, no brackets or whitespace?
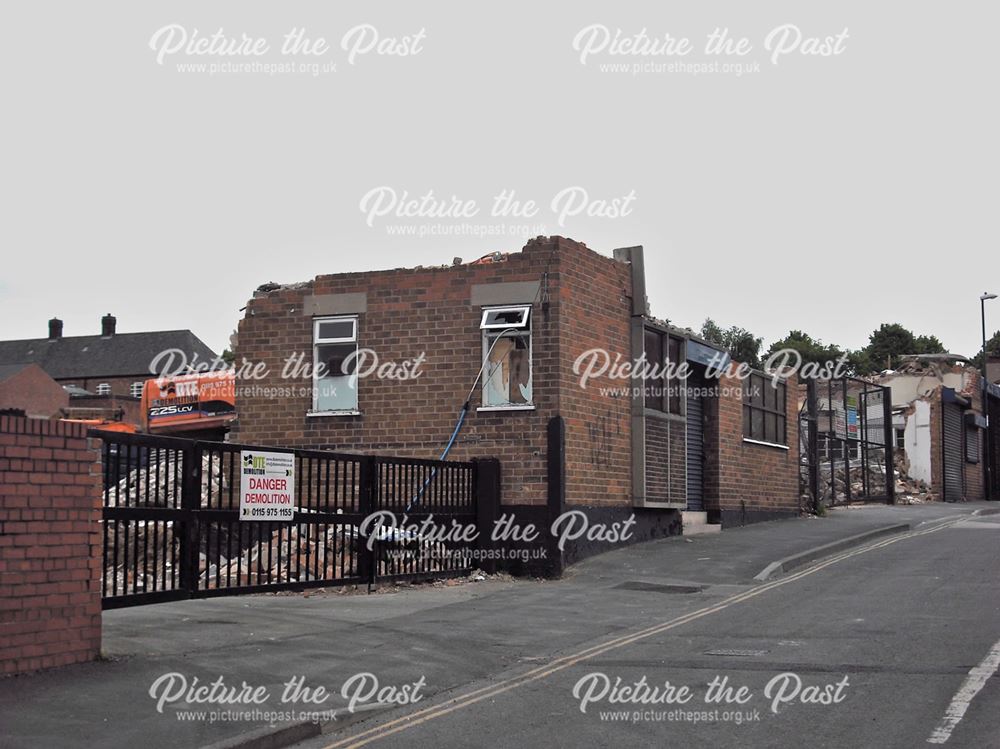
98,432,485,609
987,383,1000,499
799,376,894,509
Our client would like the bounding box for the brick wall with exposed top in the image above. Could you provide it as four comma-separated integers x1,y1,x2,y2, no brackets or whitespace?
0,417,102,675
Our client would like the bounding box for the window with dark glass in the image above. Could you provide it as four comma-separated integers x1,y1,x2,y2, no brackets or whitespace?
966,424,980,463
643,328,683,415
743,372,786,444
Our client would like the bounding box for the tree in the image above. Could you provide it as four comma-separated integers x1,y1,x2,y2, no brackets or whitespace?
914,334,946,355
856,323,947,374
700,318,763,369
766,330,844,368
971,329,1000,370
844,349,876,377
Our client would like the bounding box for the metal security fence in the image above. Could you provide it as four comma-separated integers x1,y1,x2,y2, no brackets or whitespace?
97,431,487,609
799,377,894,508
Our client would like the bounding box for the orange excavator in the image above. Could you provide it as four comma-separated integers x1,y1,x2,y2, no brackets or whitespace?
140,369,236,439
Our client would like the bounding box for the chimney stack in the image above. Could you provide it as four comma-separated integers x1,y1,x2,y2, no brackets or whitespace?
101,313,117,337
48,318,63,340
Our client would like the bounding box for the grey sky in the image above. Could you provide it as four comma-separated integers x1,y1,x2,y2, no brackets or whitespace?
2,2,997,359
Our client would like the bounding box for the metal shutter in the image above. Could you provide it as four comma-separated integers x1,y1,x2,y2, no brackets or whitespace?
942,402,964,501
686,393,704,510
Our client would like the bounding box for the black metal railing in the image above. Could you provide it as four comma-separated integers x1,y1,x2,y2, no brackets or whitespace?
97,432,486,609
799,376,894,509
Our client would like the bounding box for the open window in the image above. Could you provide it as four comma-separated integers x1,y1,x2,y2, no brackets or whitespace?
480,305,532,409
313,316,359,413
480,306,530,330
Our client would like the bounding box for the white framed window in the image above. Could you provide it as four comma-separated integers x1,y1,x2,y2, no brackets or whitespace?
480,305,532,409
312,316,359,413
480,306,530,330
96,383,111,395
130,381,144,398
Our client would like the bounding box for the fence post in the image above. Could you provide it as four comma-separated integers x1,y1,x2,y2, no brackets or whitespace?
358,455,377,590
806,379,819,512
179,442,202,598
473,458,501,574
546,416,566,576
883,384,895,505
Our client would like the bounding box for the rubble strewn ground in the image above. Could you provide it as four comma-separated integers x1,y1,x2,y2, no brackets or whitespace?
103,456,459,595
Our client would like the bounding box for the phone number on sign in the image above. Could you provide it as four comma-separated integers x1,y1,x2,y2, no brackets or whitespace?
243,507,293,519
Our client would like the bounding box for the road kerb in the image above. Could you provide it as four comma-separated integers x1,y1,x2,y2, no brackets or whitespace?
753,523,912,582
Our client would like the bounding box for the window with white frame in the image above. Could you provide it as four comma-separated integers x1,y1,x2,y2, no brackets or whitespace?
480,305,532,408
96,383,111,395
313,316,359,412
130,381,144,398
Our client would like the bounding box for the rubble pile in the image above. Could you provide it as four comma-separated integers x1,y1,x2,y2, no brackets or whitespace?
817,461,887,503
892,451,934,504
104,451,233,508
103,456,453,593
202,522,362,588
103,520,178,595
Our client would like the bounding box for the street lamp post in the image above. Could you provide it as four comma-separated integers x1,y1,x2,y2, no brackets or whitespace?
981,292,997,500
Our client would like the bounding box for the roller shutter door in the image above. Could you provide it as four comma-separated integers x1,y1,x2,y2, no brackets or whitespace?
942,402,964,501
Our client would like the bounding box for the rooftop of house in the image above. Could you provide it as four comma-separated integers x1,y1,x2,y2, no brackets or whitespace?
0,316,219,380
0,363,32,383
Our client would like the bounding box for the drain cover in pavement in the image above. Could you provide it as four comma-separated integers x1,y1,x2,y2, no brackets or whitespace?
704,649,769,656
615,581,706,594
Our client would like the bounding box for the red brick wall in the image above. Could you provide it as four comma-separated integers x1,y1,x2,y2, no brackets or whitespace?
554,243,632,508
57,375,145,400
0,365,68,419
0,417,102,675
929,377,988,502
706,369,800,523
234,237,634,507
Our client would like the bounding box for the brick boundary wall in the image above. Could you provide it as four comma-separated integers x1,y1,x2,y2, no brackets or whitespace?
0,417,102,676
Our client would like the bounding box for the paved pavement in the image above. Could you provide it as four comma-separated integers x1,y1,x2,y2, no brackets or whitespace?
0,502,997,749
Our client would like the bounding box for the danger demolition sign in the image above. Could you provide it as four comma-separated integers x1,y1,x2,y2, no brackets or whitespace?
239,450,295,521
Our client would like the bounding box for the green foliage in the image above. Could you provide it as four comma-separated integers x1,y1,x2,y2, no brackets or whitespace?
971,329,1000,369
766,330,844,368
700,318,763,369
856,323,946,373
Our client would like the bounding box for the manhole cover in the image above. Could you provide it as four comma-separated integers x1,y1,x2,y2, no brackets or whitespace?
704,648,769,657
615,581,705,594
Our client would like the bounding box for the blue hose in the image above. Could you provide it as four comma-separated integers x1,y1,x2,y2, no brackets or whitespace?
405,401,469,513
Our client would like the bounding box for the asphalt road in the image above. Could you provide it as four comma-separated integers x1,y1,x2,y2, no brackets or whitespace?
298,512,1000,749
1,505,997,749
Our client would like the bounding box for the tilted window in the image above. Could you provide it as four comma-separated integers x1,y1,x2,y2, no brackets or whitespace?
743,372,787,444
643,328,683,415
480,306,530,330
313,316,359,412
481,305,532,408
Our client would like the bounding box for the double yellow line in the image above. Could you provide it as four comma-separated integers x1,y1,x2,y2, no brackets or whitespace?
320,515,967,748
